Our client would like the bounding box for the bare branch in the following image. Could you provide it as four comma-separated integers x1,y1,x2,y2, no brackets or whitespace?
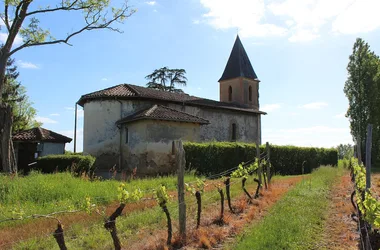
4,3,11,32
25,0,94,16
9,5,134,56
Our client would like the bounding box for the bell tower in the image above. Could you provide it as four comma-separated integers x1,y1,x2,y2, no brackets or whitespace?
219,35,260,109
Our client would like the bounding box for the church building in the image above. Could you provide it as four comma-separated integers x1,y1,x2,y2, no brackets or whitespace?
76,35,266,176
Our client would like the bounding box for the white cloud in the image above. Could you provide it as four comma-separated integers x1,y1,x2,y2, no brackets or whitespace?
146,1,156,5
35,116,58,124
17,60,39,69
197,0,380,42
65,107,75,111
261,103,282,112
288,29,319,42
300,102,328,109
101,78,108,81
0,33,22,46
199,0,287,38
193,20,201,25
50,113,60,117
332,0,380,34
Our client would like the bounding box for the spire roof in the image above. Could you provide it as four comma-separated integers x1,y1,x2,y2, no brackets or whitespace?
219,35,258,82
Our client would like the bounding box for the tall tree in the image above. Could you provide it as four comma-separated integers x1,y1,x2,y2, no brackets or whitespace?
2,57,41,132
0,0,136,172
146,67,187,93
344,38,380,167
336,144,354,159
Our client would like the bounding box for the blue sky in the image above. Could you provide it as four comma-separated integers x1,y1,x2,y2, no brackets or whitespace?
2,0,380,152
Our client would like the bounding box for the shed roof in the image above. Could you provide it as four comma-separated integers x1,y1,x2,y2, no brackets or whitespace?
116,105,210,125
219,35,259,82
77,84,266,115
12,127,72,143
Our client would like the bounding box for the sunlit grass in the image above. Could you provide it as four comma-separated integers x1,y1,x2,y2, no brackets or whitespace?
230,166,342,250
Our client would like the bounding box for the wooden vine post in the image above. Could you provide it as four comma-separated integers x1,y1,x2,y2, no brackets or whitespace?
174,140,186,243
256,142,262,189
365,124,373,190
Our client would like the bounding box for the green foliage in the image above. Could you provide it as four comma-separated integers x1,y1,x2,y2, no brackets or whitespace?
185,178,205,195
184,142,338,176
352,158,380,228
117,183,143,204
1,56,41,132
146,67,187,92
336,144,354,159
35,154,96,176
154,185,169,206
231,166,342,250
344,38,380,168
231,160,259,179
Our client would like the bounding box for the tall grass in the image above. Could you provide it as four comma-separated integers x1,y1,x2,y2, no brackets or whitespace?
0,171,197,221
231,166,342,250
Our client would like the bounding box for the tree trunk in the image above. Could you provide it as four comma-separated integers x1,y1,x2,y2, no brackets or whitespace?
218,188,224,222
0,104,15,173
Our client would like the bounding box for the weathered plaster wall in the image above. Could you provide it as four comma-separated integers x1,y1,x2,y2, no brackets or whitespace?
83,99,260,176
167,103,260,143
40,142,65,157
83,100,155,170
122,120,200,175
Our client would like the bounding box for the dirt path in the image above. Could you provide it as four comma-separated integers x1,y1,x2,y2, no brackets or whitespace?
317,172,359,250
126,176,304,250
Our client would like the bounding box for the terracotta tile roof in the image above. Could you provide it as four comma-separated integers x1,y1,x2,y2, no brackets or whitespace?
12,127,72,143
116,105,210,125
77,84,266,115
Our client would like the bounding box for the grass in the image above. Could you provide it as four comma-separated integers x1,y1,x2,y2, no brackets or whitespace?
0,171,198,223
7,175,268,249
230,166,342,250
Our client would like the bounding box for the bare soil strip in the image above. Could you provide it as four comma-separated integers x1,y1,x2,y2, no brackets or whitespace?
317,172,359,250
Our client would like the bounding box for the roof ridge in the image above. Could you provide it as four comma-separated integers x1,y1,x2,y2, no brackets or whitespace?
124,84,140,96
156,104,208,122
145,104,158,117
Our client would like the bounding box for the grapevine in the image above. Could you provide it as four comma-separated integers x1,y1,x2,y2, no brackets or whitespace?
352,158,380,229
154,185,172,245
185,178,205,228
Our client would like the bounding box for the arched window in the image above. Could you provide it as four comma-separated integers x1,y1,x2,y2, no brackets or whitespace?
249,86,252,102
228,86,232,101
231,123,237,141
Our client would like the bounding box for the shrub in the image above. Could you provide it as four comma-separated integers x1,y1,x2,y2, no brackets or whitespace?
183,142,338,176
35,154,96,176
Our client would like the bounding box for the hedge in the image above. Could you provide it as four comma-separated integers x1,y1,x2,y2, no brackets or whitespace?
184,142,338,176
35,154,96,176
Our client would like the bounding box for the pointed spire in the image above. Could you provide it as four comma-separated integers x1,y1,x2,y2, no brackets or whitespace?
219,35,258,82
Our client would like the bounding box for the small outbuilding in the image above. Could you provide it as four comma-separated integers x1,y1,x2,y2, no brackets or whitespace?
12,127,72,172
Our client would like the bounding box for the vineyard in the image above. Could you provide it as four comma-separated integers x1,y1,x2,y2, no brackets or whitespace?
0,143,357,250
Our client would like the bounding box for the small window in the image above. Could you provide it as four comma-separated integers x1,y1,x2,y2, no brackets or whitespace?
228,86,232,101
125,127,129,144
249,86,252,102
232,123,237,141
